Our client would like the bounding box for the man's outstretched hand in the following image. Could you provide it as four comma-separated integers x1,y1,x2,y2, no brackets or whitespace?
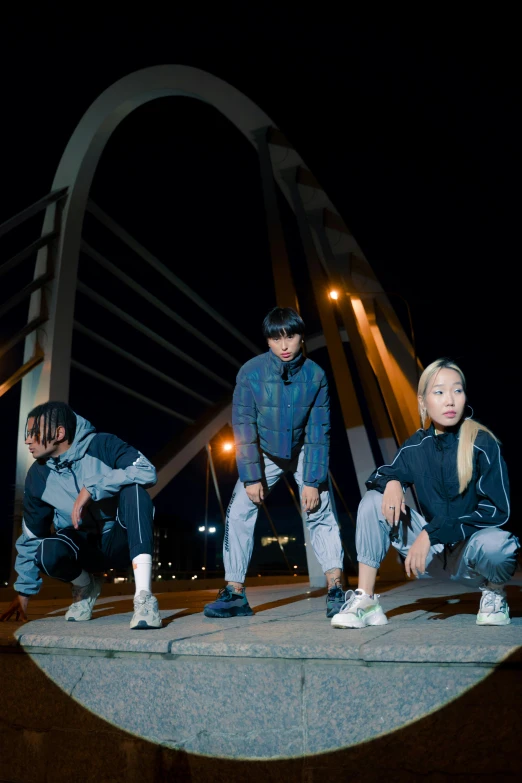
0,594,29,622
71,486,92,529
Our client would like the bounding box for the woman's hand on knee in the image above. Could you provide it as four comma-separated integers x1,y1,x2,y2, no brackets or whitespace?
382,481,406,526
404,530,431,577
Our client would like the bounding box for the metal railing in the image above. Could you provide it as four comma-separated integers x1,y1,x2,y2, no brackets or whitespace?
0,187,68,397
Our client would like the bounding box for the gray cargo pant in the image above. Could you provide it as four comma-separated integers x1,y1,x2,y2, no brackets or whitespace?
224,448,343,583
356,490,520,586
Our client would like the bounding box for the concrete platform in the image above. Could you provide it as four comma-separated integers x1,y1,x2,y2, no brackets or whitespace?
2,576,522,782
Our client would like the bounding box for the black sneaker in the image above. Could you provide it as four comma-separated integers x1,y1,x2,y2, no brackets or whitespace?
326,585,345,618
203,585,254,618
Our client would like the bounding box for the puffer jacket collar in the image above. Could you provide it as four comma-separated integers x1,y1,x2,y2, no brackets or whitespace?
267,349,306,379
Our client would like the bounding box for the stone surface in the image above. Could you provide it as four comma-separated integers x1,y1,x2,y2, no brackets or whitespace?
1,576,522,777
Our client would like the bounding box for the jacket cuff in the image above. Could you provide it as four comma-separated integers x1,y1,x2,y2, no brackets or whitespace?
244,479,262,486
423,520,442,545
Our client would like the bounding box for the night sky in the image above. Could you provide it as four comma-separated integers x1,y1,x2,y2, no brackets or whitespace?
0,15,519,581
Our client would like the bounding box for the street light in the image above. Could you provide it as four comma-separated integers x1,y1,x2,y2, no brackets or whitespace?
223,441,234,452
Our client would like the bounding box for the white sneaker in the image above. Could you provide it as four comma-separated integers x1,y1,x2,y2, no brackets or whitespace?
65,575,103,622
476,585,511,626
331,589,389,629
130,591,162,629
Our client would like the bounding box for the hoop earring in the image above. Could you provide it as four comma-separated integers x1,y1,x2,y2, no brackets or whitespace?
465,404,474,420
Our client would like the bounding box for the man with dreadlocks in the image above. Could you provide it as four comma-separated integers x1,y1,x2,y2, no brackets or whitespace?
0,401,162,630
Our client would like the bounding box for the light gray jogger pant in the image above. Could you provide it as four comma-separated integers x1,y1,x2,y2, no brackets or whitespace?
224,449,344,583
356,490,520,586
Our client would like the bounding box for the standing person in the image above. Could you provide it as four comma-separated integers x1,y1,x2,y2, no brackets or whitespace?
204,306,345,618
0,401,162,630
331,358,519,629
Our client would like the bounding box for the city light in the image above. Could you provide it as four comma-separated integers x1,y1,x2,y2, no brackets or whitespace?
329,290,339,300
202,566,206,570
168,562,172,566
223,441,234,452
293,565,298,569
209,526,216,533
198,526,205,532
172,575,176,579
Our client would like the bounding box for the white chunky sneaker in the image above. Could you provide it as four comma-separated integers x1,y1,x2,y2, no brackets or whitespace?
65,575,103,622
130,591,162,630
331,589,389,629
476,585,511,626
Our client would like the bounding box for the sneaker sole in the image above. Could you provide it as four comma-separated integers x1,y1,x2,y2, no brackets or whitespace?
331,611,389,629
476,613,511,626
203,606,254,618
130,619,162,630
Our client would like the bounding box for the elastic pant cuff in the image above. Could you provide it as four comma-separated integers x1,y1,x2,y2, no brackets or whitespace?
358,556,382,569
322,560,343,573
224,574,246,584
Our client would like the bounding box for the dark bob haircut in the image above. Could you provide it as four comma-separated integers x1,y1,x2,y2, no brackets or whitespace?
262,307,305,339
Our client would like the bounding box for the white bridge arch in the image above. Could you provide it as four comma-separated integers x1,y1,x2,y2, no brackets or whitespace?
13,64,420,583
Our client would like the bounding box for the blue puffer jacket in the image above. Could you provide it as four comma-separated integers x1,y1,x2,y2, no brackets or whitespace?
232,349,330,487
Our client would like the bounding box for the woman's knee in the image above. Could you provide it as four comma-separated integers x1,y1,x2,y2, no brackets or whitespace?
468,528,519,567
357,490,383,524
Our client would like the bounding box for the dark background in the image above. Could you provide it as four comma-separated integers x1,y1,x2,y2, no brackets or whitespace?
0,13,519,582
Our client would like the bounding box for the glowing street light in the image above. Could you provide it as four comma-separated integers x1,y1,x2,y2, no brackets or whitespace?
329,287,419,381
223,441,234,453
208,526,216,533
198,526,205,532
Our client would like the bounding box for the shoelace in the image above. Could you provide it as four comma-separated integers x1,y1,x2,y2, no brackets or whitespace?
481,589,504,612
340,590,380,612
340,590,361,612
68,601,87,615
134,594,155,615
218,586,243,601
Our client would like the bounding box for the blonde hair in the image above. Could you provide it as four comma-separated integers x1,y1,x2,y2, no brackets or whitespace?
417,358,499,494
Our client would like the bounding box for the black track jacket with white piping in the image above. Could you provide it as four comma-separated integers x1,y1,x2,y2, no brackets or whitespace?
365,423,510,546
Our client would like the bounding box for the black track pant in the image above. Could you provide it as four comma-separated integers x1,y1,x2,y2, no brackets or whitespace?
34,484,153,582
